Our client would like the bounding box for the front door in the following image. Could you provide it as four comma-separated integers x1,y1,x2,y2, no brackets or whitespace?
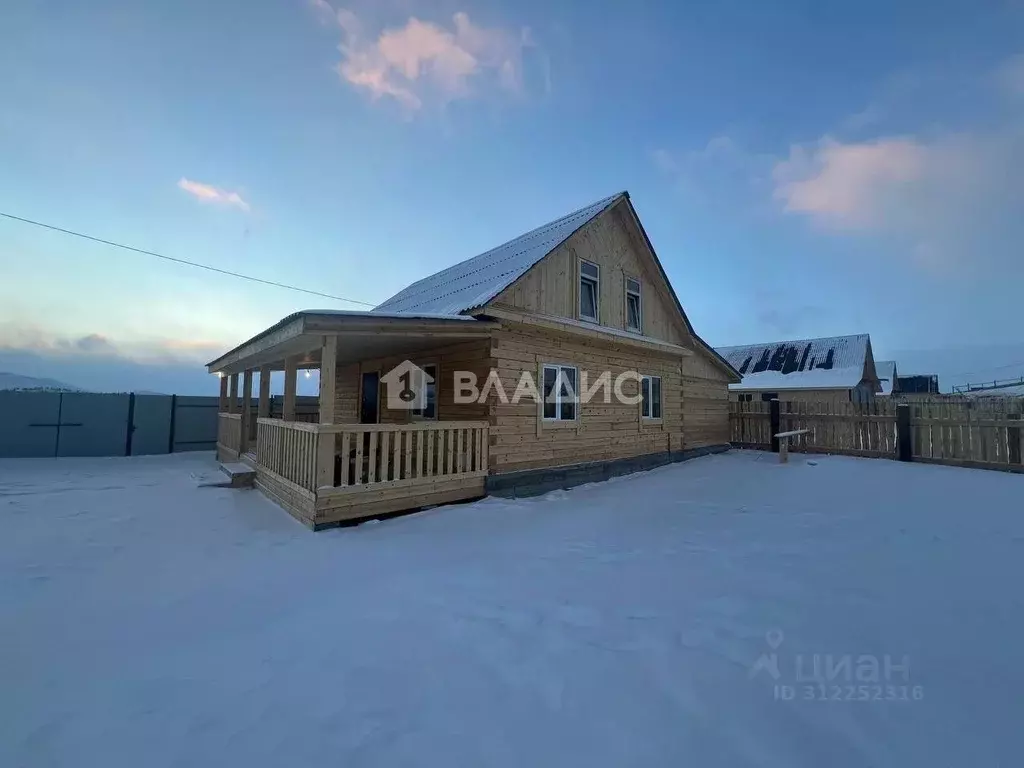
360,372,380,424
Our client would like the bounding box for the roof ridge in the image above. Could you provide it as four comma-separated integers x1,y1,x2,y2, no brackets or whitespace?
717,332,870,351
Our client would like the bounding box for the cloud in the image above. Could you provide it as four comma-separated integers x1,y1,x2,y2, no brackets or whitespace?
177,178,250,212
312,4,534,111
771,128,1024,271
0,323,225,366
773,137,929,228
0,324,322,396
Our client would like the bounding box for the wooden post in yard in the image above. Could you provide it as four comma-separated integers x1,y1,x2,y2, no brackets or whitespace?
218,374,228,413
316,336,338,489
1008,413,1021,466
239,369,253,453
258,365,271,419
770,398,780,453
896,404,912,462
228,373,239,414
283,356,298,422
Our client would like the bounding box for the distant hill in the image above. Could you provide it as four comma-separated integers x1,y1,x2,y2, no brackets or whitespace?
0,372,81,392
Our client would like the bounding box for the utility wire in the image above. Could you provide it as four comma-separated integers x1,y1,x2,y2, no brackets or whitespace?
948,360,1024,380
0,211,376,307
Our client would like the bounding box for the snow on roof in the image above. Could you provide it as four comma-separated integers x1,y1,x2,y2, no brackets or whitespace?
373,193,626,316
298,309,477,321
716,334,871,391
875,360,897,395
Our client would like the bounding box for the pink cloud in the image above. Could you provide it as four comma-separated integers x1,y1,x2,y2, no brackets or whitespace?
773,137,928,228
177,178,250,212
314,5,532,111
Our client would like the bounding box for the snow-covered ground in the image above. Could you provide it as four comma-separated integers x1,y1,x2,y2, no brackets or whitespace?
2,451,1022,767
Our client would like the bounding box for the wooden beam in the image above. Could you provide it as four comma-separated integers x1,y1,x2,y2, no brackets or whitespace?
258,365,271,418
316,337,338,489
319,336,337,425
283,356,298,422
206,315,306,373
228,373,239,414
239,369,253,453
219,374,228,413
480,307,693,358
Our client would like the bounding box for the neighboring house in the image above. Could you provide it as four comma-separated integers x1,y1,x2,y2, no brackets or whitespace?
716,334,882,404
897,373,940,395
207,191,740,529
876,360,898,396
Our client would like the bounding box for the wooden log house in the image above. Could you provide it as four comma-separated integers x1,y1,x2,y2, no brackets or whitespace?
207,192,740,529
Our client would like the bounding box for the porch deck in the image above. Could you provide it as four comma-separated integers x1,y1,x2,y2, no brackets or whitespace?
218,416,489,528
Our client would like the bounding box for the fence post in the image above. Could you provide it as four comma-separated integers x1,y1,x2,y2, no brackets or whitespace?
1009,413,1021,466
896,404,912,462
125,393,136,457
168,394,177,454
770,398,780,453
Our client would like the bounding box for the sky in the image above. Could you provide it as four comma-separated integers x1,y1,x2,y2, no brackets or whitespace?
1,0,1023,394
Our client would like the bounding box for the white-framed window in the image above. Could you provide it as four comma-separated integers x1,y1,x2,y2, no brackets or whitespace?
542,364,578,421
625,277,642,332
641,374,662,419
579,260,600,322
411,363,437,419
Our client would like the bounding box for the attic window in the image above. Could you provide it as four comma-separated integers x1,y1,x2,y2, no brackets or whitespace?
579,260,600,322
625,278,642,332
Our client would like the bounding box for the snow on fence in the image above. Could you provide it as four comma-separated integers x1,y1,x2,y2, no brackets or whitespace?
729,397,1024,473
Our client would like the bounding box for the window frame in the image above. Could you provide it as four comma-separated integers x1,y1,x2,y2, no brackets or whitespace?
410,362,438,420
641,374,663,421
578,259,600,323
541,363,579,423
625,276,642,333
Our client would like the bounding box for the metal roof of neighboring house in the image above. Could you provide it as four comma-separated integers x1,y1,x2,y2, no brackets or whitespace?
875,360,897,395
716,334,872,391
373,193,625,316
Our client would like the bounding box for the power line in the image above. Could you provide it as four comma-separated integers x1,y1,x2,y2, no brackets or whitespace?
948,360,1024,380
0,211,377,307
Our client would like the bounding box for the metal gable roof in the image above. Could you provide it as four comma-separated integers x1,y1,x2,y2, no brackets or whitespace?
372,193,625,316
716,334,872,391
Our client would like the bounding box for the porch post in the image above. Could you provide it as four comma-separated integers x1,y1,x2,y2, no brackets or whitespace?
258,365,271,419
283,356,298,422
240,369,253,453
228,373,239,414
218,374,228,413
316,336,338,489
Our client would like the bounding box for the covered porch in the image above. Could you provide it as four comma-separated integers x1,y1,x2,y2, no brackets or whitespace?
208,311,497,528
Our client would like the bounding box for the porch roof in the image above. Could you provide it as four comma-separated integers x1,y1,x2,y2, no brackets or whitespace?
206,310,497,374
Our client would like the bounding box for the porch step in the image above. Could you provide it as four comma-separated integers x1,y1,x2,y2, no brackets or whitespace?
218,462,257,488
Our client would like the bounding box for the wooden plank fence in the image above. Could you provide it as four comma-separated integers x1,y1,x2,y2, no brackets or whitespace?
729,397,1024,474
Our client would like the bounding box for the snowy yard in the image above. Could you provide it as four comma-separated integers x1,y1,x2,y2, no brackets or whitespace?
2,450,1023,767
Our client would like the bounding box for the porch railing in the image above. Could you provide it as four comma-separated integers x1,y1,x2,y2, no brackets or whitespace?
320,421,489,489
256,418,319,492
248,419,489,498
217,413,243,457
